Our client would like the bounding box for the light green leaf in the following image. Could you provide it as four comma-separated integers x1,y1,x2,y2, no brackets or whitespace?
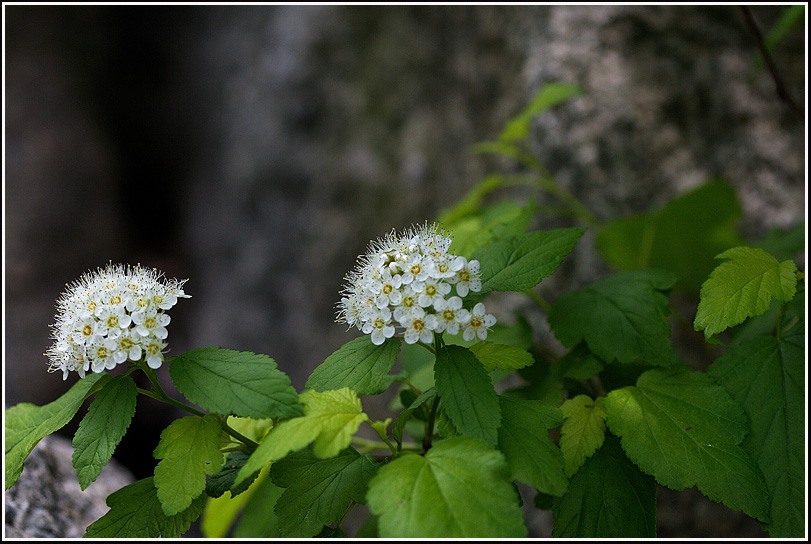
270,447,379,537
170,347,303,420
548,270,677,366
552,434,656,537
469,342,534,372
694,247,798,340
5,372,109,490
604,365,770,522
306,335,401,395
446,199,534,259
707,325,805,537
367,436,527,537
153,414,224,516
473,227,587,293
497,396,568,496
232,476,285,538
559,395,606,477
72,375,137,490
236,388,370,485
596,180,744,293
84,476,205,537
499,82,583,142
434,345,501,447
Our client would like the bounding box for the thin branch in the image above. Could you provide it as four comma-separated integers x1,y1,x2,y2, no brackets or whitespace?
739,6,803,116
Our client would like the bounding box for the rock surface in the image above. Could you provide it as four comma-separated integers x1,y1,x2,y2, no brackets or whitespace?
4,434,135,538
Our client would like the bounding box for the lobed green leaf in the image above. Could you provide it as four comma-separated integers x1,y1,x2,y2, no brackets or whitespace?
469,341,534,372
497,395,567,496
84,476,205,537
559,395,606,477
472,227,587,293
548,270,677,366
270,447,379,537
552,434,656,537
206,450,259,499
707,324,805,537
604,365,770,522
170,347,303,420
153,414,224,516
434,345,501,447
72,375,138,490
306,335,401,395
694,246,798,340
5,372,109,490
367,436,527,537
235,388,369,486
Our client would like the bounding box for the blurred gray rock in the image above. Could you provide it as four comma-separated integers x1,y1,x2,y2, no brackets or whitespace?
4,434,135,538
4,4,804,538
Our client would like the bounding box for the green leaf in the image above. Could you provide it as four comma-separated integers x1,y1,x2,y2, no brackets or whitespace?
469,342,534,372
559,395,606,477
153,414,224,516
555,342,605,381
5,372,109,490
206,450,259,498
552,434,656,537
84,477,205,537
437,174,507,225
434,345,501,447
548,270,677,366
707,326,805,537
72,375,137,490
170,347,303,420
604,365,771,522
232,477,285,537
694,247,798,340
270,447,379,537
473,227,587,293
499,82,583,143
236,388,370,485
367,436,527,537
596,180,744,293
445,199,534,259
497,396,568,496
306,335,401,395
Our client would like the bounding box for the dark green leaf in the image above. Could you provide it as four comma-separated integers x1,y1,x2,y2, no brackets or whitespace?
84,477,205,537
552,434,656,537
270,447,379,537
604,365,770,522
233,477,285,538
596,180,743,293
153,414,224,516
473,228,587,293
206,450,259,498
367,437,527,537
5,372,108,490
548,270,677,366
497,396,567,496
434,345,501,447
694,247,798,339
707,325,805,537
306,336,401,395
72,375,137,490
170,347,303,420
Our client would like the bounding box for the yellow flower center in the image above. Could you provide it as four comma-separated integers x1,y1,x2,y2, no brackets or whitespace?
82,324,93,337
443,309,455,321
107,316,119,328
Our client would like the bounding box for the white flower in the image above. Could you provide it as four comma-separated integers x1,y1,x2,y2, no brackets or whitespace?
362,307,396,345
46,263,189,379
462,303,497,342
453,259,482,297
431,296,469,336
399,307,435,344
336,222,493,345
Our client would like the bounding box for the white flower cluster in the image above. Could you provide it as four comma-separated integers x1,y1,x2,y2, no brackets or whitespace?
337,223,495,345
46,263,190,380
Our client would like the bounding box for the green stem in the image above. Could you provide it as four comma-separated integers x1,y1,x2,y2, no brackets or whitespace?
134,386,207,417
336,500,356,530
422,395,441,453
524,289,552,313
220,416,260,450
